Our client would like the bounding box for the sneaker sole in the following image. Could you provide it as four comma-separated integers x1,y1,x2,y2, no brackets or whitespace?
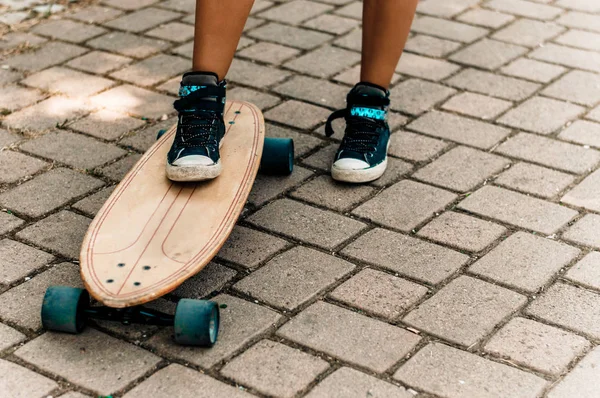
331,158,387,183
166,161,222,182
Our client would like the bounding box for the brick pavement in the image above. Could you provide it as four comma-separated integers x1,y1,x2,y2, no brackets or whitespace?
1,0,600,396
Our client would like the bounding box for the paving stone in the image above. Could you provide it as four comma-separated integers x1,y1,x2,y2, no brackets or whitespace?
565,252,600,291
264,100,330,130
111,54,189,87
225,87,280,111
0,84,43,113
446,68,540,101
119,117,174,151
72,186,114,217
459,185,578,234
237,42,300,65
258,0,333,24
527,282,600,339
227,59,291,89
159,0,195,12
23,66,115,98
542,70,600,107
145,294,281,368
0,31,46,51
450,39,527,70
555,0,600,12
333,28,362,51
3,97,92,132
588,106,600,123
0,150,46,184
248,22,332,50
102,0,158,9
306,367,413,398
486,0,562,20
0,69,22,87
411,16,488,43
496,162,575,198
303,14,359,35
290,175,375,212
123,364,253,398
563,214,600,250
388,130,449,162
485,317,590,376
0,10,29,25
497,133,600,174
353,180,456,231
66,51,132,74
284,45,360,79
556,11,600,34
302,143,342,172
60,392,91,398
0,239,53,285
221,340,329,398
394,343,547,398
97,154,142,181
548,346,600,398
273,76,348,109
492,19,565,47
145,21,194,42
248,198,365,249
396,53,460,81
250,167,313,208
369,157,413,188
0,359,58,398
409,110,511,149
0,262,83,330
0,129,20,149
404,34,462,58
156,77,179,95
555,29,600,52
441,92,512,120
499,97,584,135
416,0,480,17
500,58,566,83
104,7,181,33
217,225,289,269
404,276,526,346
0,322,25,351
472,231,580,293
32,19,106,43
0,212,24,235
16,211,91,259
4,41,87,72
70,109,146,141
68,5,124,23
390,79,456,115
330,268,428,320
334,1,362,19
278,301,421,373
531,43,600,74
172,262,236,299
91,85,175,119
414,146,510,192
235,246,354,310
87,32,170,59
562,169,600,212
457,8,515,28
15,328,161,396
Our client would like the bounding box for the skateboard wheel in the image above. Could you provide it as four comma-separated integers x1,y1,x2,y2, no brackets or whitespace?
41,286,89,334
260,137,294,176
156,129,167,140
174,299,219,346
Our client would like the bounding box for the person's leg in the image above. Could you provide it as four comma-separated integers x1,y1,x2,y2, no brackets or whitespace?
326,0,417,183
166,0,254,182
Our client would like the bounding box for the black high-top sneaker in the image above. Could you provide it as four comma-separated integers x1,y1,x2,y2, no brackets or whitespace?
325,82,391,183
166,71,226,182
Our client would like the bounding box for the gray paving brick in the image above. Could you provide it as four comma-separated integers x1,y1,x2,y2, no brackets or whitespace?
492,19,565,47
111,54,189,87
22,66,115,98
123,364,253,398
172,262,236,299
68,5,123,23
441,92,512,120
15,328,161,396
71,109,146,141
499,96,584,135
0,150,47,184
334,1,362,19
0,322,25,351
496,162,575,198
565,252,600,291
32,19,106,43
303,14,359,35
341,228,468,285
333,28,362,51
446,68,540,101
555,0,600,12
4,41,87,72
3,97,92,132
145,294,281,368
258,0,333,24
555,29,600,52
542,70,600,107
273,76,348,109
72,186,114,217
159,0,195,12
228,58,291,88
217,226,289,270
450,38,527,70
588,106,600,123
97,154,142,182
0,69,22,87
264,100,330,130
500,58,567,83
248,22,332,50
0,212,24,235
404,34,462,58
497,133,600,174
459,185,578,234
0,31,46,50
394,343,547,398
408,110,511,149
102,0,158,10
237,42,300,65
228,88,280,113
0,359,58,398
396,53,460,81
278,301,421,373
91,85,175,118
548,346,600,398
16,211,91,259
306,367,413,398
563,214,600,250
284,45,360,78
222,339,329,398
66,51,132,75
0,239,54,285
486,0,562,20
353,180,456,232
531,43,600,74
390,79,456,115
389,130,449,162
0,129,20,149
119,117,174,151
145,21,194,42
104,7,181,33
404,276,526,346
0,85,43,112
411,16,488,43
87,32,170,59
290,175,375,212
527,282,600,339
485,317,590,376
235,246,354,310
457,8,515,28
248,166,314,206
417,0,480,17
369,157,414,188
562,169,600,212
557,11,600,33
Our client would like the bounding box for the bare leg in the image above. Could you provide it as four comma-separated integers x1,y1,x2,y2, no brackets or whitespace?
192,0,254,80
360,0,418,89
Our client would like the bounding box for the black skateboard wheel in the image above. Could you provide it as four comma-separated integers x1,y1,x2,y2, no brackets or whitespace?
41,286,89,334
173,299,219,346
260,137,294,176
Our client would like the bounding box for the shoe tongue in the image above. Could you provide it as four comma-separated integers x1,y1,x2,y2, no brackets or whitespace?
351,83,387,99
181,72,218,87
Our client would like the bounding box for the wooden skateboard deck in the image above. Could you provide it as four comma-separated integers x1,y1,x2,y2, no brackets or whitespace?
80,101,264,308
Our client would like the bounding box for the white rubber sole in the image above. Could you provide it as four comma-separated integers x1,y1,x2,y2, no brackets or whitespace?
166,160,222,182
331,158,387,183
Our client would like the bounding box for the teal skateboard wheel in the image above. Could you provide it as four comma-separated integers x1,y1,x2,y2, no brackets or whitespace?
174,299,219,346
260,137,294,175
41,286,89,334
156,129,167,140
